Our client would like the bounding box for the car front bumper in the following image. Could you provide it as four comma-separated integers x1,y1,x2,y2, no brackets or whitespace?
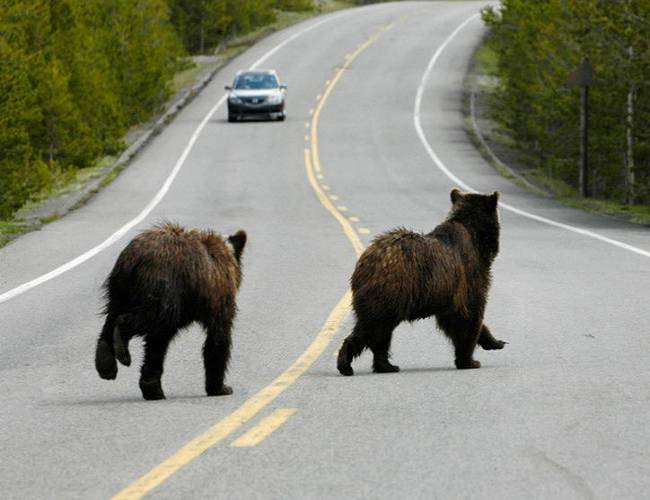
228,102,284,116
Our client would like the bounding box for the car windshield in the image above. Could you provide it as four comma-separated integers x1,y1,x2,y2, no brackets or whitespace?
233,73,279,90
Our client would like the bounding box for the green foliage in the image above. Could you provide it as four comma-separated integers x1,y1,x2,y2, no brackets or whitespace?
167,0,280,54
277,0,314,11
483,0,650,204
166,0,337,55
349,0,391,4
0,0,182,217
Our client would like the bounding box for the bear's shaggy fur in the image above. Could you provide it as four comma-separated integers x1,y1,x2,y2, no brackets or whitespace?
337,189,506,376
95,223,246,400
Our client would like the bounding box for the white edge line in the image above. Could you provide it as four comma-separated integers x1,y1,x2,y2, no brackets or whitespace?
414,14,650,259
0,11,350,305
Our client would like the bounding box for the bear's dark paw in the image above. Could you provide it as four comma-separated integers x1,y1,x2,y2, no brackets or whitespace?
455,359,481,369
95,340,117,380
207,384,233,396
337,363,354,376
337,344,355,376
96,359,117,380
139,379,165,400
373,361,400,374
479,338,508,350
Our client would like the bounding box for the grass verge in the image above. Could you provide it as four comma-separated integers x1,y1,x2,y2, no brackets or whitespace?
528,171,650,225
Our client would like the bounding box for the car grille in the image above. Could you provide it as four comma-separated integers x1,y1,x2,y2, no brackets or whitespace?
241,96,266,105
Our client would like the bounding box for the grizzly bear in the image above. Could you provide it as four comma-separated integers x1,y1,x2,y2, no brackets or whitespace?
95,223,246,400
337,188,506,376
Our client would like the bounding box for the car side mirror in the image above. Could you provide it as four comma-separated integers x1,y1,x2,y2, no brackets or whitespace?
280,84,287,90
224,85,232,91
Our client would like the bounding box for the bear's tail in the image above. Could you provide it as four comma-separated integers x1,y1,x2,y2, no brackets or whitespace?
113,324,131,367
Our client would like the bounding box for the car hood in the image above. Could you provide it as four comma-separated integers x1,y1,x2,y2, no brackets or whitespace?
229,89,283,98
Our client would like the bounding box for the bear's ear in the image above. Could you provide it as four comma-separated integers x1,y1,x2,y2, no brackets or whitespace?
450,188,464,204
491,191,500,208
227,230,247,262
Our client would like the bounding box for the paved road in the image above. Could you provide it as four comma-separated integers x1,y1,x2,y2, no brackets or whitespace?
1,2,649,498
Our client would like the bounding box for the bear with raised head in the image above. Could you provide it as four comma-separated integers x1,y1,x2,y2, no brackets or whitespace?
95,223,246,400
337,189,506,376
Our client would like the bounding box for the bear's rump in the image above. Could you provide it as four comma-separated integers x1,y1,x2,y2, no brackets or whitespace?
352,248,461,322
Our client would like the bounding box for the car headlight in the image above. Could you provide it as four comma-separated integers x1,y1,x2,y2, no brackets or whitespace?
229,95,242,104
267,94,283,105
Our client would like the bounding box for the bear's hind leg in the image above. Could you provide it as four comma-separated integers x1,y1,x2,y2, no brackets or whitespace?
477,324,507,350
337,319,374,376
96,315,117,380
369,323,400,374
139,332,172,400
203,322,233,397
437,315,482,369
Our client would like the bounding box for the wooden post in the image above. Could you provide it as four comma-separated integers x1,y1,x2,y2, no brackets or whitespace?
625,46,635,205
569,57,594,198
580,84,589,197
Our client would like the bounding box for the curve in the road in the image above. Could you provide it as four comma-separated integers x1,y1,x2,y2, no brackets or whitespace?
414,14,650,259
0,10,350,307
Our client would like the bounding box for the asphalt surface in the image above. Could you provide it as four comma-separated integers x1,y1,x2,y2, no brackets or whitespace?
1,2,650,499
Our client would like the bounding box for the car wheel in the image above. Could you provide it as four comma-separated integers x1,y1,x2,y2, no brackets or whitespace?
277,112,286,122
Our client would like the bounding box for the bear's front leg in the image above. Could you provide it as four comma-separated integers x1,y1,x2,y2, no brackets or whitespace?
477,324,507,350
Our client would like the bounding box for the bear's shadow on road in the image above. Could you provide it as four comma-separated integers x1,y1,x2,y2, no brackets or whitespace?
44,393,215,407
309,365,460,379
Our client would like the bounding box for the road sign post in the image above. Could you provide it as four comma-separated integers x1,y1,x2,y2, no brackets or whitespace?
569,57,594,197
580,84,589,197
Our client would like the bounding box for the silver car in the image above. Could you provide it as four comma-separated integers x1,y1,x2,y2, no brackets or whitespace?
225,70,287,122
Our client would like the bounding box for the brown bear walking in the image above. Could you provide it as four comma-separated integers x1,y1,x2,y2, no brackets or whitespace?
95,223,246,400
337,189,506,376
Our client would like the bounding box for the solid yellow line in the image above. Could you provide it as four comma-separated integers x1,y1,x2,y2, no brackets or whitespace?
230,408,298,447
112,18,398,500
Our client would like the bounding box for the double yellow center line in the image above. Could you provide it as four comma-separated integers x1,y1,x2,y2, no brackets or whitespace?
304,22,397,258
